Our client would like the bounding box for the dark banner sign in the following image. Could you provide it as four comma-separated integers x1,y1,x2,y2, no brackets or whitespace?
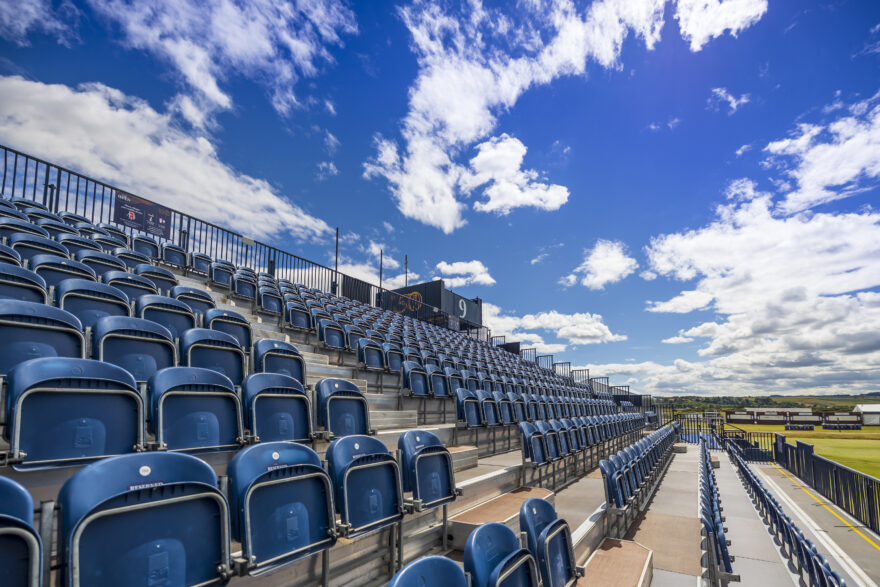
113,190,171,239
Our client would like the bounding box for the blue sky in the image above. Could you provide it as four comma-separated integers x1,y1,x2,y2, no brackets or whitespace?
1,0,879,396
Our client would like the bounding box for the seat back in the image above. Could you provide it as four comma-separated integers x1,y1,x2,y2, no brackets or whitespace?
314,378,369,436
253,338,305,383
102,270,158,299
135,294,197,340
464,522,539,587
242,373,312,442
403,360,429,397
205,308,251,349
0,300,84,375
398,429,456,509
57,451,230,587
31,254,96,291
227,442,336,570
6,357,142,467
171,285,215,323
0,476,42,587
519,498,577,587
180,328,246,385
0,264,47,303
73,249,126,277
388,555,468,587
93,316,176,383
135,264,177,294
57,278,130,329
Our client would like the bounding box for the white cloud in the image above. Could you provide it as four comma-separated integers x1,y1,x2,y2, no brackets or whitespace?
0,0,76,46
735,143,751,157
435,260,496,288
531,253,549,265
662,335,694,344
365,241,400,270
85,0,357,126
561,239,639,290
324,131,341,155
324,99,337,115
0,75,330,241
667,117,681,129
483,302,626,351
461,134,569,214
708,87,750,114
382,221,395,233
336,260,416,291
316,161,339,180
675,0,767,52
365,0,765,233
765,92,880,214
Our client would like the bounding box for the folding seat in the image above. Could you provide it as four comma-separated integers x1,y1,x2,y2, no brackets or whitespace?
384,342,405,373
464,522,539,587
357,337,386,371
179,328,246,386
10,199,46,212
8,232,68,264
232,270,257,300
0,263,48,303
461,369,480,392
204,307,251,349
315,378,371,438
420,349,440,368
388,555,468,587
55,233,100,258
318,317,346,350
445,367,465,391
59,211,90,226
519,422,549,465
325,435,403,537
134,294,196,340
210,261,234,288
74,249,127,278
97,223,129,245
0,242,22,265
243,373,312,443
520,498,580,587
0,204,28,220
0,476,42,587
111,247,150,269
548,420,573,455
135,263,177,295
285,299,311,331
493,391,516,424
102,269,158,299
425,364,451,398
257,286,283,315
535,421,562,460
437,353,456,370
401,345,421,365
599,459,627,507
91,232,126,252
402,360,430,397
190,251,212,274
161,242,187,267
398,429,456,510
57,451,232,586
93,316,176,383
344,323,366,348
5,357,143,467
455,388,483,427
74,221,107,238
475,390,502,426
57,278,130,329
227,441,335,572
0,299,85,376
253,338,306,383
132,234,159,259
0,218,50,242
30,253,95,294
171,285,215,324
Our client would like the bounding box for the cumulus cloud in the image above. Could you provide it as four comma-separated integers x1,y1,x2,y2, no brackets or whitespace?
662,335,694,344
85,0,357,126
0,75,330,241
365,0,766,232
461,135,569,214
0,0,77,46
435,260,496,288
561,239,639,290
708,87,750,114
483,302,626,352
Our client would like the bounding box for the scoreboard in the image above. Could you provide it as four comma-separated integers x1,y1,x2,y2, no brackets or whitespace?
383,280,483,326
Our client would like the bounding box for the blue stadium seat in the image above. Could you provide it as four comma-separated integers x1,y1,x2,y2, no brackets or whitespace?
477,390,501,427
0,476,42,587
112,247,151,270
189,252,212,274
318,317,346,350
0,300,84,374
519,422,549,465
171,285,215,323
149,366,244,452
315,378,371,437
205,307,251,349
135,263,177,295
253,338,305,383
232,271,257,300
20,206,61,223
210,261,233,288
398,430,456,510
73,249,126,277
8,232,69,263
285,299,311,331
388,556,468,587
91,233,127,252
257,286,283,315
96,223,129,245
383,342,404,373
134,294,196,340
0,242,22,265
132,235,159,259
57,451,232,586
179,328,246,386
10,198,48,212
55,233,101,256
59,211,90,226
0,204,28,221
57,278,130,329
325,434,403,537
426,365,450,398
519,498,579,586
227,441,336,571
30,254,95,292
102,269,158,299
74,221,107,238
243,373,312,443
357,337,386,370
344,324,366,349
403,360,430,397
5,357,143,467
445,367,465,392
161,242,187,267
455,388,483,427
464,522,540,587
0,217,50,242
0,263,47,303
93,315,175,383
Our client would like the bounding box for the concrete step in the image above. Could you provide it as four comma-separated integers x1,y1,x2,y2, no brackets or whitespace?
300,351,330,365
370,410,418,430
448,445,479,472
448,486,554,550
581,539,653,587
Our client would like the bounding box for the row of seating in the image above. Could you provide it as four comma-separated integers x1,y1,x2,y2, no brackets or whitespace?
822,424,861,431
519,414,644,467
785,424,815,431
699,437,734,584
0,429,456,586
3,360,369,468
454,389,624,429
729,444,847,587
599,423,678,509
388,498,581,587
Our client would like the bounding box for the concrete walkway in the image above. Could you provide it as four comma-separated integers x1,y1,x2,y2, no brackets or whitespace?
754,463,880,587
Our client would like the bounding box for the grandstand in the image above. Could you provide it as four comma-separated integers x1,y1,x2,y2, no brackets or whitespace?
1,145,878,587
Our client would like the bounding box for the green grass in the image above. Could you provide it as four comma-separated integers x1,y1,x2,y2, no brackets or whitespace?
728,423,880,478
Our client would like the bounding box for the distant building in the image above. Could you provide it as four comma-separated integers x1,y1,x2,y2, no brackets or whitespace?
853,404,880,426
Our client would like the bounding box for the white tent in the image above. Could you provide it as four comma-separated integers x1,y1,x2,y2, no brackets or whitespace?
854,404,880,426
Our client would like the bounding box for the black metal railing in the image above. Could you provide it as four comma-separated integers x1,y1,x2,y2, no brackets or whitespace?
571,368,590,384
0,143,490,340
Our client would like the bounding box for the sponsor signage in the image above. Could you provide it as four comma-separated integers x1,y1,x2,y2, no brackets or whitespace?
113,190,172,239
